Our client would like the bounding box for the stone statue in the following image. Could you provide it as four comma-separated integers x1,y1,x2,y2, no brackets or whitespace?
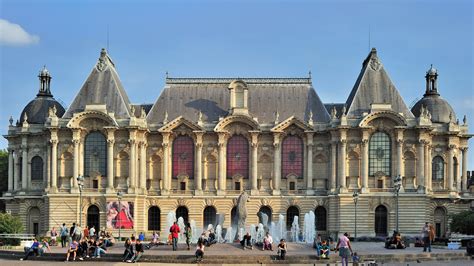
163,111,169,124
235,191,249,240
274,111,280,125
140,107,146,119
331,106,337,119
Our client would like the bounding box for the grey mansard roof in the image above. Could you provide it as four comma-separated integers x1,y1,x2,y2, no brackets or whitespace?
345,48,414,118
63,49,132,119
147,78,330,125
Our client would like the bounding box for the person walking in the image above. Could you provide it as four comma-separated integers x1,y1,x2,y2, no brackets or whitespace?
336,232,353,266
60,223,69,247
185,222,192,250
422,222,432,252
170,221,180,251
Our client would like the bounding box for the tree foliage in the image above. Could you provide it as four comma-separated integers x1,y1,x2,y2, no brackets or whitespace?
0,149,7,193
450,210,474,235
0,212,23,234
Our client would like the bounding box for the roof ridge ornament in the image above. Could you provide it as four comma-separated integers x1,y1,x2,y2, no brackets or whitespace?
274,111,280,125
37,65,53,97
369,50,381,71
308,111,314,126
96,48,111,72
163,111,169,124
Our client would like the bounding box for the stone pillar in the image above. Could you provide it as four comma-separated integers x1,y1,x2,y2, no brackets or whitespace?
195,133,203,194
72,138,80,189
217,133,227,195
251,132,259,194
139,142,147,193
330,141,337,192
424,143,430,190
448,145,455,191
106,136,115,193
306,132,314,195
462,148,468,192
51,139,58,190
426,144,432,192
162,133,171,194
46,143,51,189
416,140,425,192
7,148,13,192
338,139,347,192
273,134,281,195
361,139,369,193
129,139,137,191
14,151,20,191
21,144,28,191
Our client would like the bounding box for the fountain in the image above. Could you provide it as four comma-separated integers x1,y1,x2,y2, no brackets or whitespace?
269,221,277,241
303,211,316,244
290,215,300,242
275,214,285,241
256,223,265,244
216,224,223,243
190,219,199,243
166,211,177,241
257,211,269,230
224,226,233,243
177,216,186,243
250,224,256,243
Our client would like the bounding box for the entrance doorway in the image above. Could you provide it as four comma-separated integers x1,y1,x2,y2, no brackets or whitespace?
27,207,41,236
375,205,388,237
87,205,100,231
434,207,447,238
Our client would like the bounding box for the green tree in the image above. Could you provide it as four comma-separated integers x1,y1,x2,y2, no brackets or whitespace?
0,149,7,212
450,210,474,235
0,212,23,234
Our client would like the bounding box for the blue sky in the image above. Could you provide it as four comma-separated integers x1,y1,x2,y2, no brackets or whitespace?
0,0,473,167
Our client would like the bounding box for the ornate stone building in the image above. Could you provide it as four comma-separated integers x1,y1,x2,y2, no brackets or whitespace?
2,48,472,239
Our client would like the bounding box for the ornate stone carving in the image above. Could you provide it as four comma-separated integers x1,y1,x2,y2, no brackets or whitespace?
205,198,214,206
177,198,186,206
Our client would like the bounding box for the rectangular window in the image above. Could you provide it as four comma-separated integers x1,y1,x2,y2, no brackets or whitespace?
234,182,241,191
289,182,296,191
93,180,99,189
180,182,186,191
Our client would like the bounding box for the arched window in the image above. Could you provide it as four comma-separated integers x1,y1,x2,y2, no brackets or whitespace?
84,131,107,177
374,205,388,237
315,206,327,231
176,206,189,225
148,206,161,231
258,206,272,225
31,156,43,181
172,136,194,179
87,205,100,231
227,135,249,179
286,206,300,230
432,156,444,181
369,132,391,176
203,206,217,229
282,135,304,178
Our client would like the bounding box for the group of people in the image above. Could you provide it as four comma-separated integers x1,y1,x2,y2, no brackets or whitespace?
239,232,286,260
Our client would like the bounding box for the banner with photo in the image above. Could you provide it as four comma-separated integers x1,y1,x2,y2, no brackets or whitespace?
106,201,134,229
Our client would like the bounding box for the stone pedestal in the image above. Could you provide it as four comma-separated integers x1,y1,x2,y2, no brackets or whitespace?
272,189,281,196
250,189,259,196
194,190,203,196
216,190,226,196
305,189,315,195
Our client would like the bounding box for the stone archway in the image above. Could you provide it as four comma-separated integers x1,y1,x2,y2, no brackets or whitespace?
434,207,447,238
27,207,41,236
374,205,388,237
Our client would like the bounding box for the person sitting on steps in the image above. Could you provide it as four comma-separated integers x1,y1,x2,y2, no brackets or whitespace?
240,232,253,250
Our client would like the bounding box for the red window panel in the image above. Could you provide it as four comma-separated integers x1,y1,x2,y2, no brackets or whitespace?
226,135,249,179
281,135,303,178
172,136,194,179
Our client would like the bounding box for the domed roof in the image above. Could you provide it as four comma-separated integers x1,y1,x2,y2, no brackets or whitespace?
20,96,65,124
411,95,456,123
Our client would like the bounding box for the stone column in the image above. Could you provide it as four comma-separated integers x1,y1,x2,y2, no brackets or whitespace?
139,142,147,192
462,148,468,192
338,139,347,192
330,141,337,192
448,145,455,191
424,143,430,190
273,133,281,195
7,148,13,192
106,137,115,193
426,144,432,192
217,133,227,195
72,138,80,189
306,133,314,194
51,139,58,190
129,138,137,191
195,133,203,194
14,151,20,191
21,144,28,191
360,139,369,193
162,133,171,194
46,143,51,189
251,132,259,194
416,140,425,192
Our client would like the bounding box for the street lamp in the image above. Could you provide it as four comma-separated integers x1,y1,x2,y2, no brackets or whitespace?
77,175,84,227
352,190,359,240
393,175,402,233
117,191,124,241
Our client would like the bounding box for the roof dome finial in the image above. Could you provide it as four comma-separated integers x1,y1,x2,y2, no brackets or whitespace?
424,64,439,96
37,65,52,97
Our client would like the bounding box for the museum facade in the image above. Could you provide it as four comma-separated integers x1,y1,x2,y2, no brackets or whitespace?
2,48,472,239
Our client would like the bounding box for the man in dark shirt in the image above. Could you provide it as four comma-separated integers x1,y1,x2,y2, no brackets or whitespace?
128,239,144,263
20,239,40,260
240,232,253,250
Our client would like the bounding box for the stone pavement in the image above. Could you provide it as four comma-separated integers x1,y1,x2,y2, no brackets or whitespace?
0,241,470,264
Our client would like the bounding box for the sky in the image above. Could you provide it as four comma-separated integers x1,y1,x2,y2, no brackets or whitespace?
0,0,473,167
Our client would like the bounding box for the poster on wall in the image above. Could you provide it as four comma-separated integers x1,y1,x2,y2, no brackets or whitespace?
106,201,134,229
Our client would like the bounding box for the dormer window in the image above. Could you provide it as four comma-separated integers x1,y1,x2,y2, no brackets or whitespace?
228,80,249,115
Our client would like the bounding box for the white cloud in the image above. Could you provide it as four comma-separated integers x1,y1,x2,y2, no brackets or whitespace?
0,19,39,46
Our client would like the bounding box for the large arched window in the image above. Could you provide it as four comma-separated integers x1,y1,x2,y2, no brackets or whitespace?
315,206,327,231
176,206,189,225
203,206,217,229
84,131,107,177
282,135,304,178
286,206,300,230
87,205,100,231
369,132,391,176
227,135,249,179
148,206,161,231
432,156,444,181
31,156,43,181
172,136,194,179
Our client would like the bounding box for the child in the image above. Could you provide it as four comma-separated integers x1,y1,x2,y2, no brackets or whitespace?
352,252,360,263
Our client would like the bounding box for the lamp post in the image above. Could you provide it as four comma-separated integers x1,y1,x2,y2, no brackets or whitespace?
77,175,84,227
352,190,359,240
117,191,123,241
393,175,402,233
